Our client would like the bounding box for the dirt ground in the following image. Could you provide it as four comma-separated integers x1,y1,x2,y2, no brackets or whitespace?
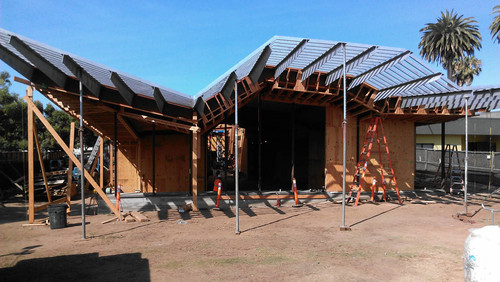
0,193,496,281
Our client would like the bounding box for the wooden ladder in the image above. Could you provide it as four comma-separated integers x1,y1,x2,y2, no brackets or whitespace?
347,117,402,206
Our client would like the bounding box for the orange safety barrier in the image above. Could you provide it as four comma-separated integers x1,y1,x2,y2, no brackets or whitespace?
213,180,222,211
116,184,123,212
292,178,303,207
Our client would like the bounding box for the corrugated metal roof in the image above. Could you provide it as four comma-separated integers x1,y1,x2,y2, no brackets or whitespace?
3,29,491,116
0,28,194,108
401,86,500,111
194,35,460,102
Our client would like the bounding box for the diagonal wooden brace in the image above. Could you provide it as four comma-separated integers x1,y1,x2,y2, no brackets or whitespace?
24,95,122,220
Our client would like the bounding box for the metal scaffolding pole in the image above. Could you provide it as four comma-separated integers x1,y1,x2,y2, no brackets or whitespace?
235,80,240,235
340,43,349,231
79,80,86,239
464,93,471,215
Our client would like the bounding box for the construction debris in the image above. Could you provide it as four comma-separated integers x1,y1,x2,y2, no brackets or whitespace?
130,211,150,222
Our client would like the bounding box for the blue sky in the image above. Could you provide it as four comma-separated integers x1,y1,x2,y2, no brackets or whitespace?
1,0,499,104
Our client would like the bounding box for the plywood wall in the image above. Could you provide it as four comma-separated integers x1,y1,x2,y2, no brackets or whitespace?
325,106,357,191
325,106,415,192
117,133,199,193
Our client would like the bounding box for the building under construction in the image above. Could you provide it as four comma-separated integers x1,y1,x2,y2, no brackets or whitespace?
2,29,500,221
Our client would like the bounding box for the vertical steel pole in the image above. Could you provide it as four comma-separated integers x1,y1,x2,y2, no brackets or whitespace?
114,112,117,197
258,92,262,192
441,123,446,181
464,93,470,214
79,80,86,239
152,120,156,195
235,81,240,234
341,43,347,229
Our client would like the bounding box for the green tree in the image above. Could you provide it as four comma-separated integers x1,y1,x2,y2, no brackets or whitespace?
453,56,482,87
491,5,500,43
418,10,482,82
0,71,77,152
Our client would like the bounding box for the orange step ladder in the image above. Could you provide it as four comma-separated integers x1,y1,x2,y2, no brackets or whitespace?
347,117,402,206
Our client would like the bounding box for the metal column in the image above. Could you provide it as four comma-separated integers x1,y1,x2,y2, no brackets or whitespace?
258,92,262,192
340,43,348,230
79,80,86,239
464,93,471,214
152,120,156,195
235,81,240,234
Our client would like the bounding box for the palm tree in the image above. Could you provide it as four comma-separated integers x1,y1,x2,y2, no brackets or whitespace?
418,10,482,82
453,56,482,87
491,5,500,43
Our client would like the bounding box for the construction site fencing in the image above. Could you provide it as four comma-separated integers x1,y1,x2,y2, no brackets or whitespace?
0,151,65,162
416,148,500,174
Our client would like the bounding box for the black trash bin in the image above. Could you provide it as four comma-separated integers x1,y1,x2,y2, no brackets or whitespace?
48,204,67,229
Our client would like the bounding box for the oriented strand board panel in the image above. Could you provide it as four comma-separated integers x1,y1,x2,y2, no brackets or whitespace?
347,117,414,192
117,142,139,193
377,117,415,191
325,107,415,192
325,106,357,192
117,133,192,193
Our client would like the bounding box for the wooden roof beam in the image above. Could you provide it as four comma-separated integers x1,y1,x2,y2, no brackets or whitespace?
62,55,102,98
9,36,67,88
326,46,377,86
110,72,136,106
274,39,309,79
301,43,342,81
348,51,411,90
249,45,272,84
0,44,35,81
117,114,140,141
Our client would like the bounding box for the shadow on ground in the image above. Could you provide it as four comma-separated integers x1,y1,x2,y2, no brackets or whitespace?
0,252,150,281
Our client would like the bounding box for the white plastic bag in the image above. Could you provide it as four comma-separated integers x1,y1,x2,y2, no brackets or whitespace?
464,225,500,281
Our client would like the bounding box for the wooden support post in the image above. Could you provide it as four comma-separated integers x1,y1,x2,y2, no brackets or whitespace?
191,113,199,211
23,96,122,220
27,87,34,223
33,119,52,203
152,121,156,195
441,123,446,181
100,137,104,189
67,122,75,206
258,92,262,192
291,103,295,182
109,142,114,189
113,112,117,197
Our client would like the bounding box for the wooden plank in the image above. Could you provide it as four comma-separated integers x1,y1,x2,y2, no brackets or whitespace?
130,211,149,222
33,197,67,212
67,122,75,204
23,96,122,220
32,119,52,203
191,113,199,211
109,143,114,188
220,194,329,200
101,217,118,224
0,170,24,192
27,87,35,223
117,114,139,140
100,136,104,188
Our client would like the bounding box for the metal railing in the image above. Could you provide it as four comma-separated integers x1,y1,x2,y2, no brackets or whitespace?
481,187,500,225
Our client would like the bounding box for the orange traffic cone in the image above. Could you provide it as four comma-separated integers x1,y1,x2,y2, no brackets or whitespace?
292,178,303,208
213,181,222,211
116,184,123,212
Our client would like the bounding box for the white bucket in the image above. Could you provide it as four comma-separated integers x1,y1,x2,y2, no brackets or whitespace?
464,225,500,281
